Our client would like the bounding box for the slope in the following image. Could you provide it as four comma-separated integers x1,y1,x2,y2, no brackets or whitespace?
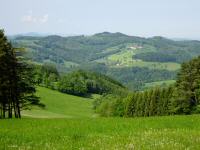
22,87,97,118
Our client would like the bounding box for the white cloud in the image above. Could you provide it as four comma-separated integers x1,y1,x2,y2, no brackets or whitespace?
22,15,37,23
21,11,49,24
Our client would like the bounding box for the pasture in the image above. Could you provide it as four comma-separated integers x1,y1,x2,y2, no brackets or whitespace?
1,87,199,149
0,116,200,149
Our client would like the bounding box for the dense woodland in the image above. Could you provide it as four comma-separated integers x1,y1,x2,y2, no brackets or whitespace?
12,33,200,64
33,63,126,96
133,51,191,63
75,63,176,90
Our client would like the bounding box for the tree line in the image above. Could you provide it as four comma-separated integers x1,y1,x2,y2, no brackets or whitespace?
94,56,200,117
33,64,126,96
75,63,177,90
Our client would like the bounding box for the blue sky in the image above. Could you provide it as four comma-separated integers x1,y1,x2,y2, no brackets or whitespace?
1,0,200,39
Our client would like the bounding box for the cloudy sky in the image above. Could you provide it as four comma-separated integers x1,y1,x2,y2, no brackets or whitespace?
1,0,200,39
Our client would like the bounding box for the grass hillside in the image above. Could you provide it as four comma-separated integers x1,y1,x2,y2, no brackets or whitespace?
1,115,200,149
22,87,97,118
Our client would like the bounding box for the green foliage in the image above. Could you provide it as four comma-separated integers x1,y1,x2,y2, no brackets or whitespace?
33,63,59,89
95,56,200,117
58,70,125,96
133,50,191,63
0,30,43,119
79,63,177,90
125,88,162,117
58,73,87,96
94,94,126,117
12,32,200,90
94,86,175,117
169,56,200,114
144,80,175,89
107,67,176,90
12,33,200,65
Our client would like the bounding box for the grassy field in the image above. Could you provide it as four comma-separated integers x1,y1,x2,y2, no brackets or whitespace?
22,87,95,118
0,116,200,149
2,87,200,149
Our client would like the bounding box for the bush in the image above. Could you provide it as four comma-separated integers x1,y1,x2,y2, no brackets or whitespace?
94,94,126,117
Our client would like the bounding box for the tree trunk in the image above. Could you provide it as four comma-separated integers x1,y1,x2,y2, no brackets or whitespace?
3,104,5,118
17,102,21,118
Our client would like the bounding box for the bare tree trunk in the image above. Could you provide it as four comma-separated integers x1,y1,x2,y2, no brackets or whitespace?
3,103,5,118
0,104,2,118
13,102,18,118
17,102,21,118
8,103,12,118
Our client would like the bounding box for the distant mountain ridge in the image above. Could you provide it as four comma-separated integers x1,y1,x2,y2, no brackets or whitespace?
11,32,200,90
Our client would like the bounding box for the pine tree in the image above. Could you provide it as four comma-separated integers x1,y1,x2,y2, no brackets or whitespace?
0,30,14,118
144,90,150,116
125,93,135,117
139,92,146,116
135,93,141,116
175,57,200,114
149,88,160,116
0,30,44,119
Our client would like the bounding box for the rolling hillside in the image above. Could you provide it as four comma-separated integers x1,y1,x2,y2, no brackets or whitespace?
11,32,200,90
22,87,97,118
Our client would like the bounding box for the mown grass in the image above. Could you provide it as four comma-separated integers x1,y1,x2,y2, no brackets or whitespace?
0,115,200,149
22,87,95,118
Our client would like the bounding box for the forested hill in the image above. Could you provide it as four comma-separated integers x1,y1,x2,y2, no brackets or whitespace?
11,32,200,90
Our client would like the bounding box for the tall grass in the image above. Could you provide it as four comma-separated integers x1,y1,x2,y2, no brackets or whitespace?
0,115,200,149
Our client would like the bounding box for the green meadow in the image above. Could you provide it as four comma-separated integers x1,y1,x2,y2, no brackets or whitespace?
0,87,199,150
22,87,95,118
0,116,200,149
2,2,200,149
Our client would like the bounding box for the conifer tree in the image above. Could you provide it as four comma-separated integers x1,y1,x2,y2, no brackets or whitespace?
174,57,200,114
125,93,136,117
0,30,43,119
144,91,150,116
